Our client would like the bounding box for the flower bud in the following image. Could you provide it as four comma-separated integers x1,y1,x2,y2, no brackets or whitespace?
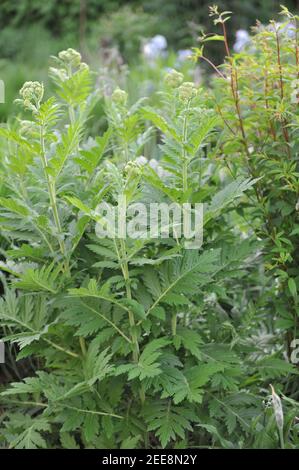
79,62,89,71
20,81,43,102
58,48,82,67
18,81,44,112
124,160,141,177
164,69,184,88
178,81,197,102
112,87,128,106
270,384,284,432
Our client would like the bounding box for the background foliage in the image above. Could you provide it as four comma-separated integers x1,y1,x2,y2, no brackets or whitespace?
0,0,298,120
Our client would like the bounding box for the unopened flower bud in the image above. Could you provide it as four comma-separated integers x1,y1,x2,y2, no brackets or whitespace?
58,48,81,67
20,81,43,102
112,87,128,106
178,81,197,101
124,160,141,177
79,62,89,71
164,69,184,88
18,81,44,112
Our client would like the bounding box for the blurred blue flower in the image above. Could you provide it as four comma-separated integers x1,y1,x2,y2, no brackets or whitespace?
142,35,168,62
177,49,192,63
233,30,250,53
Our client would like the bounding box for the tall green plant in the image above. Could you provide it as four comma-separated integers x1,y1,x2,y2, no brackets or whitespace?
195,6,299,365
0,45,299,450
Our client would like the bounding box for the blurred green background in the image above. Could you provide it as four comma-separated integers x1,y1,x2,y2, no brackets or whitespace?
0,0,298,119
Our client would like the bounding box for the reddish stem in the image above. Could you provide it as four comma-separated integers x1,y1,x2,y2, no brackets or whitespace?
275,26,291,158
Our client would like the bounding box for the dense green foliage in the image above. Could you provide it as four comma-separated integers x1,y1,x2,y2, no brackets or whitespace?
1,6,299,450
209,6,299,364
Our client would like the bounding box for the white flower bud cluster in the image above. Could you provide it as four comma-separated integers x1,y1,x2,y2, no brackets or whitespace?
111,87,128,106
17,81,44,113
178,81,198,102
164,69,184,88
123,160,142,177
50,48,89,82
58,48,82,67
164,70,198,103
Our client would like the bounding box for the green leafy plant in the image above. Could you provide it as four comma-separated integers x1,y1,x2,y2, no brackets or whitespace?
197,5,299,365
1,15,299,449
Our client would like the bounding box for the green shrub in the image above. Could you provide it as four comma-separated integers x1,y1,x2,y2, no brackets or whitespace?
198,6,299,365
1,9,299,449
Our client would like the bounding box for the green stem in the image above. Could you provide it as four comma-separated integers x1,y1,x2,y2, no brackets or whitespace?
79,336,87,356
39,124,69,271
274,25,291,159
2,311,79,358
69,105,75,124
117,238,145,405
279,428,285,449
118,239,139,362
81,302,132,344
182,102,190,195
171,313,177,336
3,400,47,408
44,338,79,358
63,403,123,419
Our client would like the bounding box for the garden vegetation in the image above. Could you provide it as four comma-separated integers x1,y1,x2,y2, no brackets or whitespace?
0,6,299,449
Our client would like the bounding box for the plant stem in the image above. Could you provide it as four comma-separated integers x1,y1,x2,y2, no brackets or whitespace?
263,58,276,140
79,336,87,356
39,124,69,270
171,313,177,336
200,55,226,79
44,338,79,358
62,403,123,419
182,102,190,195
117,238,139,362
279,428,285,449
274,26,291,159
295,18,299,78
117,237,145,404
